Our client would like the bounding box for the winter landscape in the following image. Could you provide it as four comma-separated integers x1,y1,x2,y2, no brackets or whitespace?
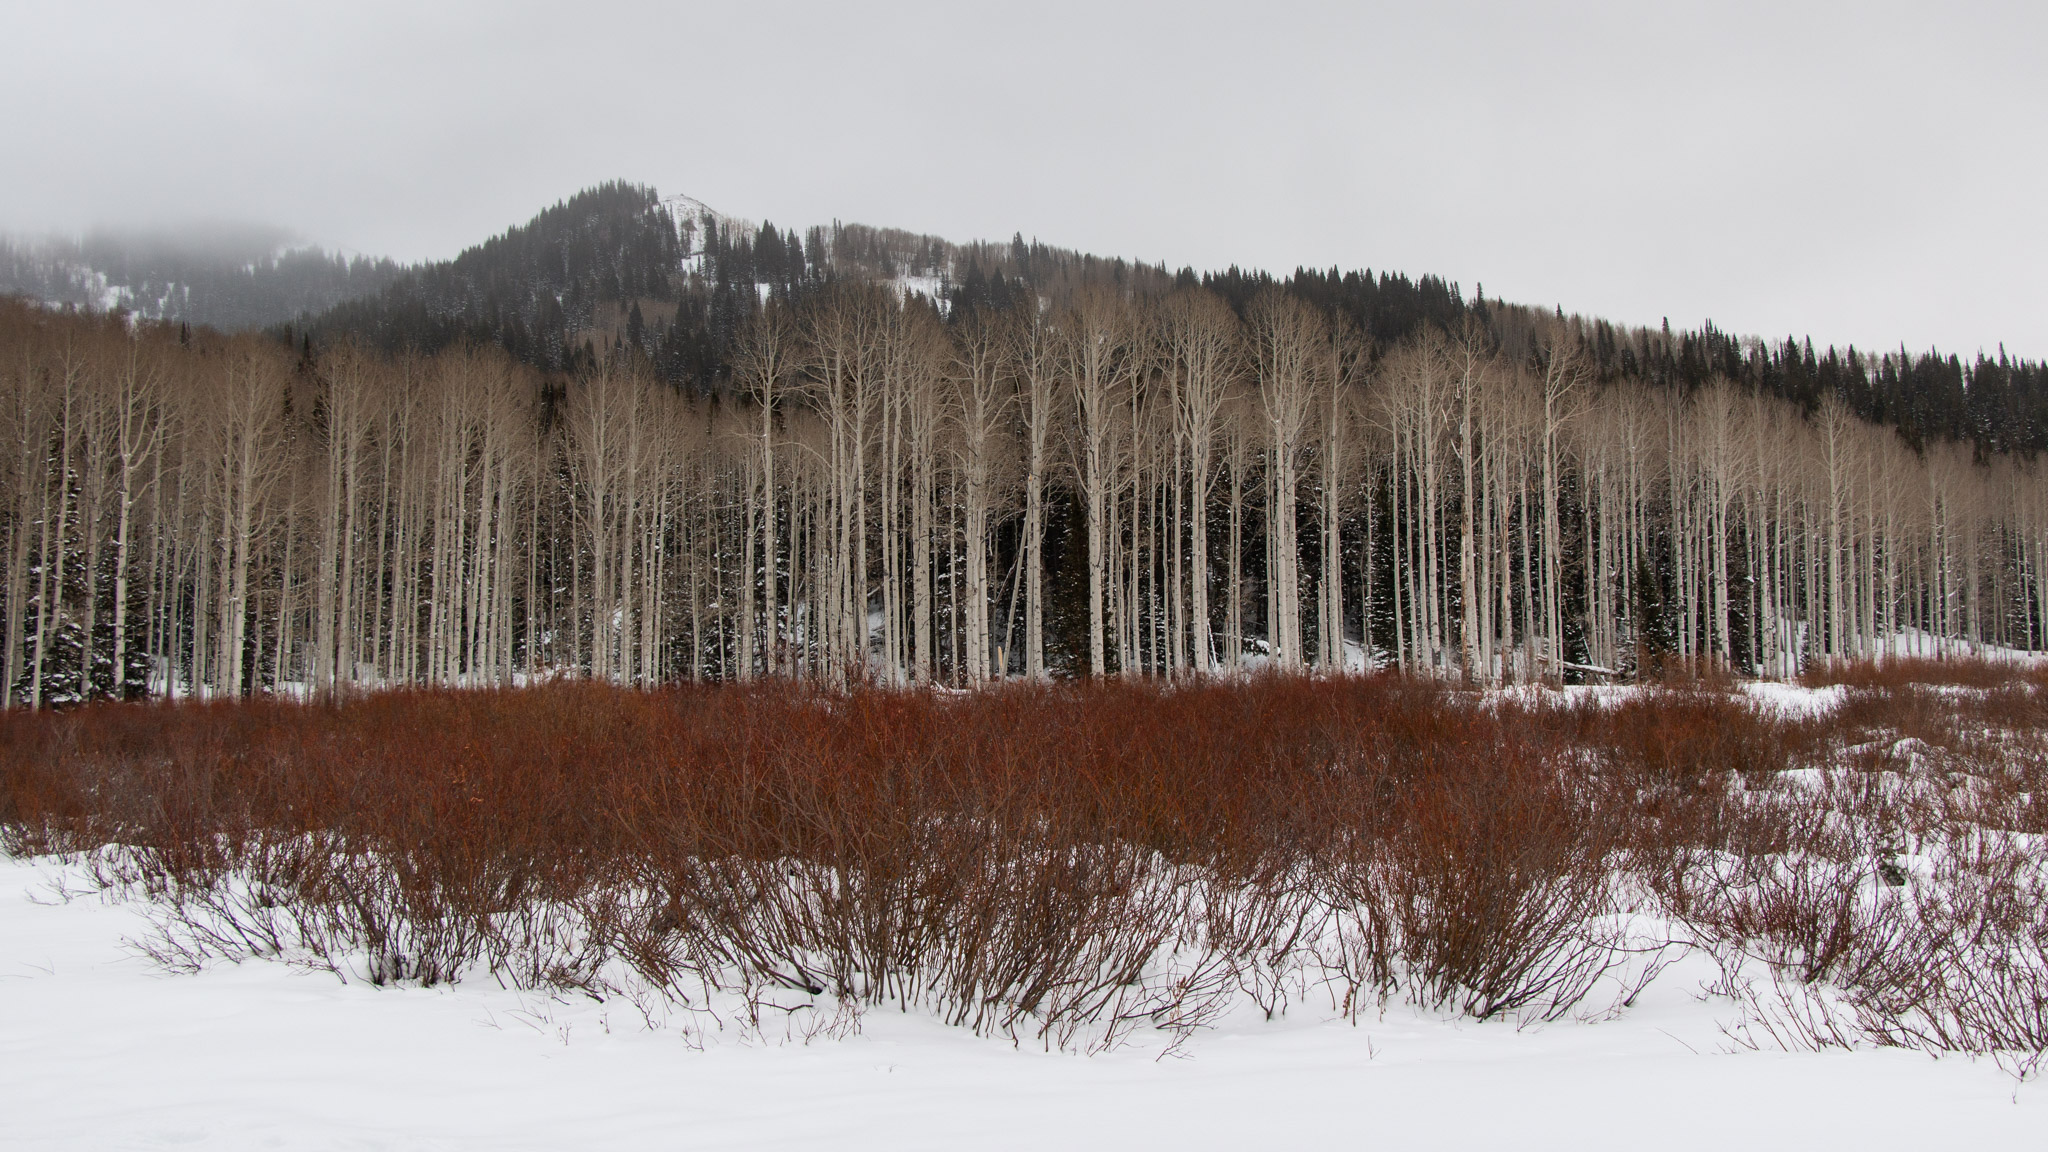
8,667,2048,1149
5,3,2048,1149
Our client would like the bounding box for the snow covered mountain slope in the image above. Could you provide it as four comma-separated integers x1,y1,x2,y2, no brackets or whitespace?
0,232,402,331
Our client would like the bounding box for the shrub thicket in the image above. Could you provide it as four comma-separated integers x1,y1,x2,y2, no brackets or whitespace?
3,667,2044,1069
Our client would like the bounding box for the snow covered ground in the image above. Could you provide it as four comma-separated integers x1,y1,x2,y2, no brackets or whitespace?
3,853,2038,1152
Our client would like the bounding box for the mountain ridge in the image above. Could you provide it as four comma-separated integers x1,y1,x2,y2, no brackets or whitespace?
7,181,2045,458
289,181,2048,459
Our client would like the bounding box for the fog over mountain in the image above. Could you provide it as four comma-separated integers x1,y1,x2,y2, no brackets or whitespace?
0,226,401,331
2,2,2043,358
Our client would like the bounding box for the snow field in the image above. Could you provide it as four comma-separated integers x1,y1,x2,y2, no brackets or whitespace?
2,851,2039,1152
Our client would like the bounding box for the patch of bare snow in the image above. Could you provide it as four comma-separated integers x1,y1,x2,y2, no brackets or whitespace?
2,853,2039,1151
1742,680,1847,718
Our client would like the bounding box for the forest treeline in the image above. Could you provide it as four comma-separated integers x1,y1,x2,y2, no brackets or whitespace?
295,183,2048,461
6,258,2048,703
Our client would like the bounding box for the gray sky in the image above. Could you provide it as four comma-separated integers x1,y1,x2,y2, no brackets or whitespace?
5,1,2043,358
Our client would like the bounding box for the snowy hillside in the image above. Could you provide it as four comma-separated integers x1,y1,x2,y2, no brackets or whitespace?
659,192,751,274
0,232,402,331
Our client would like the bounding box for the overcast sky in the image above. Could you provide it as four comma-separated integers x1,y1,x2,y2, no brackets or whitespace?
4,1,2042,358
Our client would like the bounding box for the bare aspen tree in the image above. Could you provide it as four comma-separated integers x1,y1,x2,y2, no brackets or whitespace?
1247,291,1324,669
1816,394,1858,663
801,284,889,680
1530,322,1587,680
1160,289,1240,674
563,357,648,684
310,340,380,696
206,339,292,696
1690,379,1742,663
108,331,168,698
27,338,85,706
1058,287,1139,676
1317,318,1366,669
1006,298,1058,678
1221,390,1261,668
1379,328,1456,673
948,306,1016,682
1447,319,1492,679
895,301,948,682
733,303,802,676
1,325,52,706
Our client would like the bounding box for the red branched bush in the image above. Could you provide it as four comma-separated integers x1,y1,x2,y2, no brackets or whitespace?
4,664,2045,1067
